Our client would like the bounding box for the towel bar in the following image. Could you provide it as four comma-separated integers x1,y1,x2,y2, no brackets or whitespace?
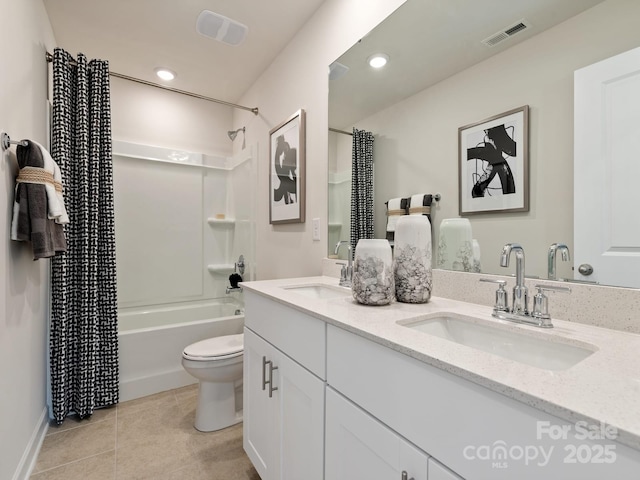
1,132,28,151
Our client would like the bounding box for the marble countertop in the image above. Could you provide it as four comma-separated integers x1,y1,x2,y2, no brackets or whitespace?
242,275,640,452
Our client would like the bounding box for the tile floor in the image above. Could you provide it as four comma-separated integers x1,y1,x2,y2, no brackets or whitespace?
30,385,260,480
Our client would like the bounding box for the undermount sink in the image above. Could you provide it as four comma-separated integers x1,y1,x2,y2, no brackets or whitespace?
282,284,351,300
399,313,596,371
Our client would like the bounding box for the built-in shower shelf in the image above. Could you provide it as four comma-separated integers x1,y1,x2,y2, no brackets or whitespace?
207,264,236,274
207,217,236,226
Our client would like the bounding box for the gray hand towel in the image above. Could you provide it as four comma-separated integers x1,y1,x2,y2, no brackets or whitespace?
12,141,67,259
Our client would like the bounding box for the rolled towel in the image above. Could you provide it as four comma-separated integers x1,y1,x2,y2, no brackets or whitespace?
385,197,408,232
408,193,433,217
33,140,69,224
11,141,67,259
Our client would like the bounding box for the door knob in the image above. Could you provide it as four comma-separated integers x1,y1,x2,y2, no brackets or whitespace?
578,263,593,276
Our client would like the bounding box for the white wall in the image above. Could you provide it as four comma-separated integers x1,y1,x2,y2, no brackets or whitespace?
110,77,233,157
353,0,640,279
0,1,56,478
236,0,406,280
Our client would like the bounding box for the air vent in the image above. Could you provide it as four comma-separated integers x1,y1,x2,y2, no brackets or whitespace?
482,19,531,47
329,61,349,81
196,10,248,46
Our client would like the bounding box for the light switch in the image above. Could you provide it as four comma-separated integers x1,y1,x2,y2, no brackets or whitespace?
312,218,320,241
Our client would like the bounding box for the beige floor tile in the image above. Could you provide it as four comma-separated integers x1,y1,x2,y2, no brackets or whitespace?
117,390,177,419
34,420,116,474
47,406,117,435
116,404,194,479
30,450,115,480
173,383,198,403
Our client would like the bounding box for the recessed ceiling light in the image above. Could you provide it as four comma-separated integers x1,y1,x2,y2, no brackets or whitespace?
368,53,389,69
155,68,176,81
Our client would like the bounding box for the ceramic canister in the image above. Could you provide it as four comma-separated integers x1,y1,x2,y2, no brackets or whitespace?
351,239,394,306
437,218,474,272
394,215,432,303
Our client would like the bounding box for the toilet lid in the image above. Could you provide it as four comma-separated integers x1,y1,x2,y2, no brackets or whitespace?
183,333,244,359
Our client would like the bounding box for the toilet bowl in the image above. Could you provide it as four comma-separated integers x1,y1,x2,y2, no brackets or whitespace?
181,333,244,432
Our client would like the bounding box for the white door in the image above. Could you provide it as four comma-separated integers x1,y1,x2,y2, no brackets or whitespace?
325,387,428,480
574,46,640,287
428,458,465,480
243,328,276,479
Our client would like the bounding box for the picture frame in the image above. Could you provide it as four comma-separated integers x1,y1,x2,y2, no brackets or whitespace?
269,109,306,224
458,105,529,216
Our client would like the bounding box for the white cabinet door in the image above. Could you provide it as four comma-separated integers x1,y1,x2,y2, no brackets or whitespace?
243,328,277,479
243,327,325,480
574,45,640,287
276,343,325,480
325,387,428,480
428,458,464,480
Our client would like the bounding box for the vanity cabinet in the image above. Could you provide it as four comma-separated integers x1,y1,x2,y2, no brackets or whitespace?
243,292,326,480
326,387,429,480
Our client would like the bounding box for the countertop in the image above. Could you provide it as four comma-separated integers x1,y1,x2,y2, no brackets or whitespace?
242,275,640,452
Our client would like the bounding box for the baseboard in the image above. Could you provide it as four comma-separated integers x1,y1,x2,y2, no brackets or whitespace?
13,407,48,480
120,368,197,402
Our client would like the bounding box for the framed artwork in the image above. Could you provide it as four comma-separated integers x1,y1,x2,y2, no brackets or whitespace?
458,105,529,215
269,109,306,224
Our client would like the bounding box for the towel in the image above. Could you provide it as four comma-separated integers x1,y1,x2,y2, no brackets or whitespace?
11,141,67,259
385,197,408,232
407,193,434,221
33,140,69,224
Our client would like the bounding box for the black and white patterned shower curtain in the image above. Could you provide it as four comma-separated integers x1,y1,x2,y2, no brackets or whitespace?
350,128,375,251
50,48,118,423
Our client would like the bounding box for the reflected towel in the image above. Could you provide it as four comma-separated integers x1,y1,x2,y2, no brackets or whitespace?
385,197,408,232
408,193,434,223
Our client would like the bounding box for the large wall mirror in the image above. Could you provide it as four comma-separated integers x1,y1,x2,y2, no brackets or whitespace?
328,0,640,288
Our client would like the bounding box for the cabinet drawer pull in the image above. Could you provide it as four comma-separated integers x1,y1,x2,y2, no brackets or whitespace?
269,363,279,398
262,356,269,391
401,471,414,480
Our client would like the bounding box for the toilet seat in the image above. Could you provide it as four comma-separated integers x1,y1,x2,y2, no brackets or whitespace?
183,333,244,361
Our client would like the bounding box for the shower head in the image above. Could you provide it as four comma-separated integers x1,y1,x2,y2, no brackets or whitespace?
228,127,245,141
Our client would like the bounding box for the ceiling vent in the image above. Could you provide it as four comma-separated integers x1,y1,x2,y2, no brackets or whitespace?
329,61,349,81
482,19,531,47
196,10,248,46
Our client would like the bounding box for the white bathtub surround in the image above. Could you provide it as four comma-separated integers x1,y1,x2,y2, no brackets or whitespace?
243,275,640,454
351,239,394,305
394,215,432,303
118,299,244,402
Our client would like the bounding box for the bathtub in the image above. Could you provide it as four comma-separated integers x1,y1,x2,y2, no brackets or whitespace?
118,299,244,402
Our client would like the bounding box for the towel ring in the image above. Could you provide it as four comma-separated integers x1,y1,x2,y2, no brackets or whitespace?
1,132,28,151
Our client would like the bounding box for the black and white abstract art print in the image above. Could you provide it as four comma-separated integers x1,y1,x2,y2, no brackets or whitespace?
269,109,306,224
459,105,529,215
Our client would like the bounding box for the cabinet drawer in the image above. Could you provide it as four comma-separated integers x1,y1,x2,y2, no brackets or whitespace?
245,291,326,379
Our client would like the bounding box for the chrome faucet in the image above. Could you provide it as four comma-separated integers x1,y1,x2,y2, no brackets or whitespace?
500,243,528,315
547,243,570,280
334,240,353,288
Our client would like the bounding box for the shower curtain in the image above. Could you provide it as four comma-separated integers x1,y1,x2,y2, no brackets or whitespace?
49,48,118,423
350,128,375,250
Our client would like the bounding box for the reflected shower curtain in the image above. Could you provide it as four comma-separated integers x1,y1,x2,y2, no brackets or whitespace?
350,128,375,250
50,48,118,423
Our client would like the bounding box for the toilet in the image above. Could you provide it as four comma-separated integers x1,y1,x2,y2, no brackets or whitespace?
181,333,244,432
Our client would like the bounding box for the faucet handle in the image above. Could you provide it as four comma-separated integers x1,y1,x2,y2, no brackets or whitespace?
479,278,509,312
531,284,571,326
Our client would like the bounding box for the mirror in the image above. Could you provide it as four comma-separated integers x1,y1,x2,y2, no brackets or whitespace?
328,0,640,287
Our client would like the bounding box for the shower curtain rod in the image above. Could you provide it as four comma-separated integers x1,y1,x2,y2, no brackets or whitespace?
45,52,259,115
329,127,353,136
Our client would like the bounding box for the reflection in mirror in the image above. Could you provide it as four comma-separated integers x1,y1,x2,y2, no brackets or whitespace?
328,0,640,287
